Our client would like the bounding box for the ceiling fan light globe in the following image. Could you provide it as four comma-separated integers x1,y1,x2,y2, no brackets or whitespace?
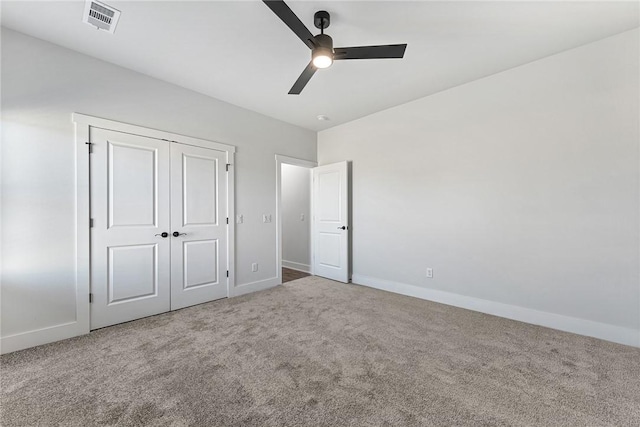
313,55,333,69
312,46,334,69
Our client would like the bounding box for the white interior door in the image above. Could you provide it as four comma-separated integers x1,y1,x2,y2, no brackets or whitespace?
90,128,171,329
170,143,228,310
313,161,350,283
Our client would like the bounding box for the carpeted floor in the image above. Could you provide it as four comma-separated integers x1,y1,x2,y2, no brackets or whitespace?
2,276,639,426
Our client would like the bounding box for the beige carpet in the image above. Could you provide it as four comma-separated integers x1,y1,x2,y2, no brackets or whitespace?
1,276,639,426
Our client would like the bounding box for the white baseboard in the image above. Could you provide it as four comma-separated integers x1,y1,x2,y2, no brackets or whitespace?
0,321,88,355
282,260,311,274
3,277,281,353
230,276,280,297
352,274,640,348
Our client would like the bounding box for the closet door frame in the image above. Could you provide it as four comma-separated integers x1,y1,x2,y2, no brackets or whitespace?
74,113,236,335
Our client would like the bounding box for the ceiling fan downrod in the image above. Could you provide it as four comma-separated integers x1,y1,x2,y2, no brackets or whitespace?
314,10,330,34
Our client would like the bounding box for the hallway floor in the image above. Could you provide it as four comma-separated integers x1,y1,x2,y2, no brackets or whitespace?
282,267,309,283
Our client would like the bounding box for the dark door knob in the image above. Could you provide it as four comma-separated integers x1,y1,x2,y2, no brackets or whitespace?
173,231,187,237
338,226,346,230
155,232,169,238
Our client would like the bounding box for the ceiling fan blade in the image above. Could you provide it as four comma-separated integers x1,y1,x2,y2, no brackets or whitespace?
289,62,317,95
334,44,407,60
263,1,316,50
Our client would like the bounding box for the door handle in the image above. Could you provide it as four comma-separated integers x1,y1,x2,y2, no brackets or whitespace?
155,232,169,238
173,231,187,237
337,226,347,230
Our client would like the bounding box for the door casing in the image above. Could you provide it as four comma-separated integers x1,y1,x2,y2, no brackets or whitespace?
276,156,352,285
74,113,236,333
275,155,317,283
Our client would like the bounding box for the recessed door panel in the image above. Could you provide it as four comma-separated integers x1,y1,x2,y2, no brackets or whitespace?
90,128,170,330
108,244,158,303
183,240,218,289
317,233,341,268
183,155,217,226
171,143,228,309
317,171,342,222
313,162,350,283
108,142,157,228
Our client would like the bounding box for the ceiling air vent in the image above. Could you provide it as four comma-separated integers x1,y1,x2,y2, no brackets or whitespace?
82,0,121,34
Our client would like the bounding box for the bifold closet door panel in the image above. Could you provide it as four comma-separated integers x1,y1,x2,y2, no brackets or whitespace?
90,128,171,330
170,143,228,310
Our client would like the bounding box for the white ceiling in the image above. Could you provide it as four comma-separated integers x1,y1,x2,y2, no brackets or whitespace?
2,1,638,131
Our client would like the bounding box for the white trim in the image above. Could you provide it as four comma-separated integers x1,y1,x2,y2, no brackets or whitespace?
0,321,85,354
352,274,640,348
275,155,317,285
226,151,236,296
73,113,236,153
229,277,280,297
75,119,91,334
18,112,240,354
282,260,312,274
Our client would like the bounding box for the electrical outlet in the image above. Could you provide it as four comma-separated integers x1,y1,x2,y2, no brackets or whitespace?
426,268,433,278
236,214,243,224
262,214,272,223
252,263,258,272
300,213,305,221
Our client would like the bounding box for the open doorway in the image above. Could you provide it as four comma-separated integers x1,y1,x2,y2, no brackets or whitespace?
276,155,317,284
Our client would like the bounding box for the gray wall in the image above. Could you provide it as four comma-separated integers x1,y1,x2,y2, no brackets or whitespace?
1,29,316,339
281,164,311,271
319,29,640,345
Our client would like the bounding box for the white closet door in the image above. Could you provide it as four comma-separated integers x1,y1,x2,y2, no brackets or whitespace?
313,161,350,283
90,128,171,329
170,143,228,310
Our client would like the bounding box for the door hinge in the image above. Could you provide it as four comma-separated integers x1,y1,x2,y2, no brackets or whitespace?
90,218,94,228
85,142,93,153
226,217,229,224
89,293,93,303
226,164,231,172
226,270,229,278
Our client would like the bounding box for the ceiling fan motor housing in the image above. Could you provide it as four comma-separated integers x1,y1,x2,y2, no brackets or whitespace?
314,33,333,50
312,33,334,66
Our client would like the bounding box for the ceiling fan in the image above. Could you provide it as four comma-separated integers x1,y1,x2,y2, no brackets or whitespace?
263,0,408,95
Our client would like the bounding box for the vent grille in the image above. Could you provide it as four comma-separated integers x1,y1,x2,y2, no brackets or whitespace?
83,0,120,34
